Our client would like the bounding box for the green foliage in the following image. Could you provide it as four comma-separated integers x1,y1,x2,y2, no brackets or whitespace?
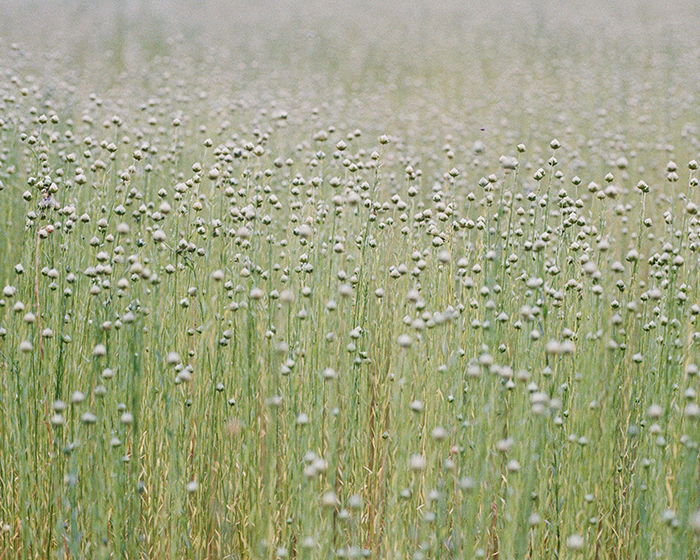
1,1,700,559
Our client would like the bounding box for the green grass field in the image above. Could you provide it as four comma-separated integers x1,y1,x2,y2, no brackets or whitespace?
1,1,700,558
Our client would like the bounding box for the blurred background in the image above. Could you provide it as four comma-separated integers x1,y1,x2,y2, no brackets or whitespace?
2,0,698,85
1,0,699,179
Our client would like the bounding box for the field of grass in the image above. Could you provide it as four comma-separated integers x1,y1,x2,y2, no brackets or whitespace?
1,1,700,558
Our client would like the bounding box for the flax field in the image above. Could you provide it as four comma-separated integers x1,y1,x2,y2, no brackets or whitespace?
1,1,700,558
